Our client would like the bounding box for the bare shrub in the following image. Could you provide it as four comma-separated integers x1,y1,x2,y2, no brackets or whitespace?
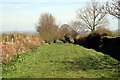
36,13,59,43
58,24,78,41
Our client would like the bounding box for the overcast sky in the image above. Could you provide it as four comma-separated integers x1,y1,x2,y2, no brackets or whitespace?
0,0,118,32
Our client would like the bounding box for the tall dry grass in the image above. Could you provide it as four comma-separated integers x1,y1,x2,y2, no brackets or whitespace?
0,33,45,63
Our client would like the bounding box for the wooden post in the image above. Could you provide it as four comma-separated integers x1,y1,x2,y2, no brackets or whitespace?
11,38,14,43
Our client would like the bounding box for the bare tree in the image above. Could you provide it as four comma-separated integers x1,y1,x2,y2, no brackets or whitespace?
58,24,71,39
59,24,78,39
104,0,120,19
69,21,81,33
69,21,91,34
76,0,108,32
60,24,70,34
36,13,58,42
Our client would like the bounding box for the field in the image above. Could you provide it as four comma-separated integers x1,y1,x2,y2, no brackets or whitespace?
2,42,120,78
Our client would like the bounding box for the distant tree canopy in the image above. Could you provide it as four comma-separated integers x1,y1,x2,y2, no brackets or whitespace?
36,13,59,42
75,0,108,32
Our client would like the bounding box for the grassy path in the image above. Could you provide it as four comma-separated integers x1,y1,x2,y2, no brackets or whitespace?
2,42,120,78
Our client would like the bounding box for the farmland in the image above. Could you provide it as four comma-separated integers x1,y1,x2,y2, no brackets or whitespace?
2,42,120,78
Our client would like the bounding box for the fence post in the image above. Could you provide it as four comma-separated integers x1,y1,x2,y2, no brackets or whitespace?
6,36,9,42
11,38,14,43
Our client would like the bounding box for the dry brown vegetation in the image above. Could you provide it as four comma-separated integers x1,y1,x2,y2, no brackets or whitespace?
36,13,59,43
0,33,45,63
95,27,119,37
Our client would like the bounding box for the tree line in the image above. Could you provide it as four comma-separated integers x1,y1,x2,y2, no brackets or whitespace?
36,0,120,43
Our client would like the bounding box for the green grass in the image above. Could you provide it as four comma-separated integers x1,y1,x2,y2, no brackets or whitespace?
2,42,120,78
